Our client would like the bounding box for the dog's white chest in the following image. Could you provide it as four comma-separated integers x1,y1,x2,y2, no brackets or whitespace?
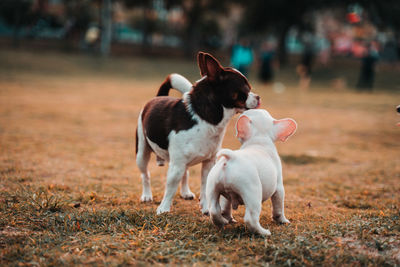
148,108,234,166
170,121,226,165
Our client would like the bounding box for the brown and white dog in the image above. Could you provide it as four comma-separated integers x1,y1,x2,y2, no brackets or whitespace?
136,52,260,214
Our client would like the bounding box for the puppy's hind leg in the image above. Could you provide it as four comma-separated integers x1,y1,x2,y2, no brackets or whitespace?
180,169,195,200
207,187,229,229
242,187,271,236
206,162,229,228
271,185,290,224
220,196,236,223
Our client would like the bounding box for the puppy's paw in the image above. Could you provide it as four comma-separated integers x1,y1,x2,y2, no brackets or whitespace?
280,218,290,224
140,194,153,203
222,213,237,224
273,215,290,224
229,218,238,224
211,216,229,229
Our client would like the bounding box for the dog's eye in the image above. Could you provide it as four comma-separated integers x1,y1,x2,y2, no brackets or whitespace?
238,92,247,101
232,92,238,100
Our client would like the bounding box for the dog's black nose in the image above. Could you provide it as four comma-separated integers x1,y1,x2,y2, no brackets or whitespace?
397,105,400,113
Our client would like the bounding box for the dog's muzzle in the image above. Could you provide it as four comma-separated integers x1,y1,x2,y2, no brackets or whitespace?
245,92,261,109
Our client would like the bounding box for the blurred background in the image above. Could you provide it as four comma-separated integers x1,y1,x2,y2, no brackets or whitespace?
0,0,399,90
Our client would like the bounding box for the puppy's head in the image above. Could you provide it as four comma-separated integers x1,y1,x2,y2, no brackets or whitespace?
196,52,260,111
236,109,297,144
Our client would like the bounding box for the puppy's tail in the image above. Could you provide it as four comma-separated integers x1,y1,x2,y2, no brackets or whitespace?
207,156,229,229
156,73,192,96
217,149,235,161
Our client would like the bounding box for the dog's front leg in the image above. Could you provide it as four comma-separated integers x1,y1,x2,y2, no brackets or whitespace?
156,163,186,214
199,158,215,215
180,169,195,200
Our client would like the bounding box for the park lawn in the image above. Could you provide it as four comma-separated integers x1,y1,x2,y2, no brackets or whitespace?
0,49,399,266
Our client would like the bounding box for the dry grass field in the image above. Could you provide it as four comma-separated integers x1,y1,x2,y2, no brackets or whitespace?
0,49,399,266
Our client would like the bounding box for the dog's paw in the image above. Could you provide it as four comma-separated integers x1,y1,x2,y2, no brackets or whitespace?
260,229,272,236
180,191,196,200
140,194,153,202
201,208,209,216
156,205,170,215
199,199,209,215
156,156,165,166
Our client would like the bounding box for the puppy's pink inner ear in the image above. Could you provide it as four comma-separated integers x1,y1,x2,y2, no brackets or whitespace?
274,119,297,142
236,115,251,141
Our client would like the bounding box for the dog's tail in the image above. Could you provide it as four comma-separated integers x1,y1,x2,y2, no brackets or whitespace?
206,156,230,229
157,73,192,96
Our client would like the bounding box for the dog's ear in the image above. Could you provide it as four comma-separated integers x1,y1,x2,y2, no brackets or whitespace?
197,52,207,76
198,52,223,81
273,118,297,142
236,115,252,142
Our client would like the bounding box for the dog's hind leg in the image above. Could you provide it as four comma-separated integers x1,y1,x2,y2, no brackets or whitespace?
180,169,195,200
136,114,153,202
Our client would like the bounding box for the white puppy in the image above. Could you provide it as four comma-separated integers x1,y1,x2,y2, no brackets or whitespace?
206,109,297,236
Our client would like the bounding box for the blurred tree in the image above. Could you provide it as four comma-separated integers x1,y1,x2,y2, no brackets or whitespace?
100,0,112,56
241,0,329,66
123,0,154,52
63,0,93,50
0,0,34,47
164,0,232,57
346,0,400,30
123,0,229,56
242,0,400,66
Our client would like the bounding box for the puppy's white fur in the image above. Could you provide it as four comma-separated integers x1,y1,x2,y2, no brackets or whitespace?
206,109,297,236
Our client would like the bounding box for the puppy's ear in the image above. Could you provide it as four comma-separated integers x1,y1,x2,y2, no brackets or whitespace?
198,52,223,81
236,115,252,142
273,118,297,142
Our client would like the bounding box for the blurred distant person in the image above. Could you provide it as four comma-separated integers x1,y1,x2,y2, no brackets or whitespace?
84,23,100,52
258,40,275,84
357,42,379,91
231,39,254,77
297,33,315,91
316,35,331,66
381,36,398,64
